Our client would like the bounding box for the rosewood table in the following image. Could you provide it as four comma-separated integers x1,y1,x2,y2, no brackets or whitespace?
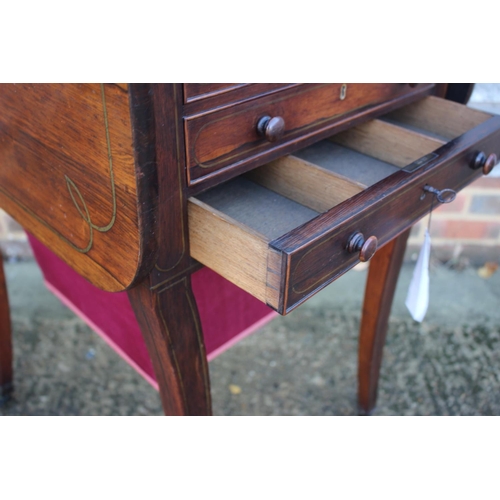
0,83,497,415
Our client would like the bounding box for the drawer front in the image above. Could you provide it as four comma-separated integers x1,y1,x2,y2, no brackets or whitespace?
273,116,500,313
189,96,500,316
183,84,245,102
183,84,295,110
185,83,430,185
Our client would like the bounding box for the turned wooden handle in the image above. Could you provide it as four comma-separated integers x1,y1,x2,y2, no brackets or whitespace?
471,151,498,175
484,153,498,175
257,116,285,142
347,232,378,262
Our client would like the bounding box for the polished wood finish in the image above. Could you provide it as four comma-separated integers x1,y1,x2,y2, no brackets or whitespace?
0,258,13,405
0,84,148,291
185,83,435,186
484,153,498,175
1,83,495,415
360,237,378,262
184,83,245,101
257,115,286,142
127,84,212,415
358,229,411,414
275,115,499,313
183,83,297,112
128,276,211,416
347,233,378,262
471,151,499,175
147,84,193,288
190,100,499,314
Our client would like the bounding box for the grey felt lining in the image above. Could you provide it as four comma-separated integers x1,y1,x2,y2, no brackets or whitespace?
294,140,400,186
379,117,450,142
197,177,320,240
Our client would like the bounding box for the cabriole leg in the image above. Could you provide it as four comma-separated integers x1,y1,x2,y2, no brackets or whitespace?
128,275,212,416
358,229,411,414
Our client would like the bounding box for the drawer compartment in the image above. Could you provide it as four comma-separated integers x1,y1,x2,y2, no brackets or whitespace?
189,97,500,314
185,83,432,185
183,83,296,110
183,84,246,102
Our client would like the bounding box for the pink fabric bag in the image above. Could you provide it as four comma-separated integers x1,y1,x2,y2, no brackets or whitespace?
28,235,276,388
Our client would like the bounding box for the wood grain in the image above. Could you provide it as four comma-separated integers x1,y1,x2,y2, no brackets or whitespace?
128,276,212,415
186,85,435,193
127,84,214,415
246,155,365,213
0,258,13,404
358,229,411,414
185,84,435,185
385,95,490,140
183,84,299,115
183,83,247,102
331,119,445,167
0,84,143,291
273,116,500,313
189,108,500,315
188,198,272,306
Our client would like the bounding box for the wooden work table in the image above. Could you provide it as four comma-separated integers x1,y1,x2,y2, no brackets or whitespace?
0,83,497,415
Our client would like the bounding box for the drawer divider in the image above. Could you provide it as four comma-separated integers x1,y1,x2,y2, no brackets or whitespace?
384,95,491,140
330,118,446,167
246,155,366,213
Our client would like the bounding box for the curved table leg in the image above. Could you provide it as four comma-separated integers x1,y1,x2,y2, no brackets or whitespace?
358,229,411,414
0,258,13,405
128,275,212,416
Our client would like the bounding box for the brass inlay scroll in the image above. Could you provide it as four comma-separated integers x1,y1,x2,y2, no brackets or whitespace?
64,83,117,252
0,84,118,255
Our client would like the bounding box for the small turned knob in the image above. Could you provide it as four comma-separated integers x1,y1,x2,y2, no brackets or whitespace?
471,151,498,175
256,115,285,142
347,232,378,262
484,153,498,175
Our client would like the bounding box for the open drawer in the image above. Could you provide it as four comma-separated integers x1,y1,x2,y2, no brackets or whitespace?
189,96,500,315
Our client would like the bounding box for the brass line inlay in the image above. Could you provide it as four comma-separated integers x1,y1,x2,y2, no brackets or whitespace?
151,261,201,293
64,83,117,252
157,288,188,411
155,84,187,275
289,157,469,296
190,84,429,170
0,83,117,255
185,286,212,412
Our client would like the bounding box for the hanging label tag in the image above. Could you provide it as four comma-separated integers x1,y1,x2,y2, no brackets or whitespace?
405,229,431,322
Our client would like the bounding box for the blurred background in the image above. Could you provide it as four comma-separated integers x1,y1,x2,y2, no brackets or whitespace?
1,84,499,415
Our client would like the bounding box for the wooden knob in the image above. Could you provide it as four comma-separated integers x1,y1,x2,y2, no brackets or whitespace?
484,153,498,175
347,232,378,262
408,83,418,88
471,151,498,175
256,116,285,142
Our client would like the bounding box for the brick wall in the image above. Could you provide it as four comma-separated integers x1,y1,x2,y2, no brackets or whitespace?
407,175,500,264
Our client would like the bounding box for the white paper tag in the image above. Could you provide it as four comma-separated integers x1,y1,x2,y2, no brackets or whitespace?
405,229,431,322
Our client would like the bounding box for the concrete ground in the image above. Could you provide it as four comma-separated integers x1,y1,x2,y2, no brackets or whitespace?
1,257,500,416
